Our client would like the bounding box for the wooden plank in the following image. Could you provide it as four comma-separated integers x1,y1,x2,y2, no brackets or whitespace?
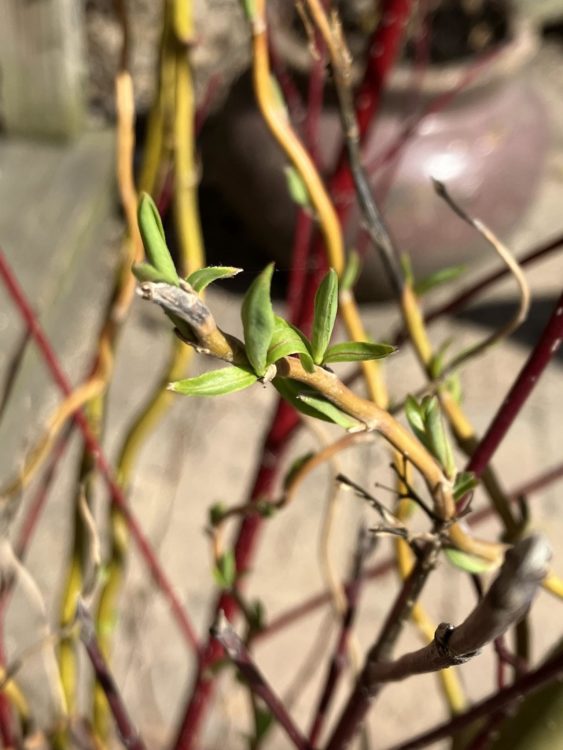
0,0,85,138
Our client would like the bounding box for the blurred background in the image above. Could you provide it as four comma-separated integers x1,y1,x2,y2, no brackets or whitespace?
1,1,563,748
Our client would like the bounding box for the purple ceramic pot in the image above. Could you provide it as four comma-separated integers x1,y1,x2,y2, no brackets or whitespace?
340,19,548,296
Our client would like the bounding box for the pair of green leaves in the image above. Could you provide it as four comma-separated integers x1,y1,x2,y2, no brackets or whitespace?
170,263,279,398
133,192,242,292
405,394,457,479
242,264,394,374
310,268,395,366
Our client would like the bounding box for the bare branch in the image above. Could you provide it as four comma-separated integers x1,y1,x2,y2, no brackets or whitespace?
211,613,308,750
367,534,550,684
77,600,147,750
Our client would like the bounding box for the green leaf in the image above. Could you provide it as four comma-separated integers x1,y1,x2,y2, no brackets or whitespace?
323,341,396,364
414,264,466,297
453,471,478,502
256,501,277,518
298,394,363,430
284,165,310,208
341,250,362,292
132,262,172,284
247,599,267,634
311,268,339,364
241,264,275,377
213,551,236,588
253,707,274,745
444,373,463,404
444,547,496,574
421,396,456,478
187,266,242,293
241,0,256,19
299,352,316,372
137,193,178,285
405,395,427,445
169,365,258,396
273,379,337,424
267,316,312,365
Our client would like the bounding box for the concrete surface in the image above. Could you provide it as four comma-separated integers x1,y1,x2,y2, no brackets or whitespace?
1,41,563,750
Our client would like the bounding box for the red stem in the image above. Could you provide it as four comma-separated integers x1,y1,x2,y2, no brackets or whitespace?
462,291,563,504
212,625,309,750
0,249,200,655
355,0,413,143
307,533,368,746
171,22,334,747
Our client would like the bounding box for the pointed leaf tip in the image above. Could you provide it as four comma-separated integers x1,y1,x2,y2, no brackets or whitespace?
311,268,338,364
187,266,243,293
241,264,275,376
323,341,395,364
137,193,179,285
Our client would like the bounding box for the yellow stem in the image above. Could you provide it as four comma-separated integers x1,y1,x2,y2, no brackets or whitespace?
93,0,204,735
249,0,386,407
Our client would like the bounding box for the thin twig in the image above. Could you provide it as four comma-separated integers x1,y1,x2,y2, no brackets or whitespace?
302,0,404,295
463,290,563,501
432,178,530,375
400,232,563,343
325,536,444,750
0,250,200,653
363,535,550,684
386,646,563,750
308,528,372,746
211,613,308,750
77,601,147,750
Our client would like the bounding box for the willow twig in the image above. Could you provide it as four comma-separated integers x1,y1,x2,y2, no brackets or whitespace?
365,535,550,684
77,601,146,750
139,279,455,520
211,614,308,750
386,647,563,750
432,178,530,376
308,528,371,746
464,291,563,498
0,250,200,651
